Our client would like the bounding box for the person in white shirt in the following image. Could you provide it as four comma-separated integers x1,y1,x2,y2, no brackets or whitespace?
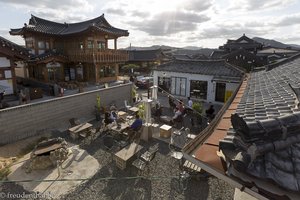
186,97,193,113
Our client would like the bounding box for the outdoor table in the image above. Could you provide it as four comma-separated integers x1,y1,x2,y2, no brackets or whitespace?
114,142,143,170
129,106,139,113
110,122,130,134
68,122,92,140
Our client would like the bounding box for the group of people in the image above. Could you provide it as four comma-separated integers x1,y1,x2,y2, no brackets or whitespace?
169,95,215,124
103,105,143,142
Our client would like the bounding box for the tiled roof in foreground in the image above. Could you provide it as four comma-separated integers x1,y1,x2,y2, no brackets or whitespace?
10,14,129,37
184,54,300,199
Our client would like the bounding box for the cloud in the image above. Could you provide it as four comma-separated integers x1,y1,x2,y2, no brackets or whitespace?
106,8,126,16
129,11,210,36
0,0,94,22
130,10,150,18
182,0,213,12
0,29,24,45
192,23,272,40
229,0,295,11
274,13,300,27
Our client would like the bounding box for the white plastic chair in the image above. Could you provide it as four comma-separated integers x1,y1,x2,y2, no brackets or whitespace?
124,100,132,111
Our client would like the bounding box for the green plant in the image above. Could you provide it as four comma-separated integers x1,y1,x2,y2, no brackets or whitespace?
192,102,203,116
0,167,11,180
138,103,145,120
96,94,101,112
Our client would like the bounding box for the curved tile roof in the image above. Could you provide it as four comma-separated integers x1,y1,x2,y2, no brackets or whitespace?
10,14,129,37
0,36,29,59
155,59,243,78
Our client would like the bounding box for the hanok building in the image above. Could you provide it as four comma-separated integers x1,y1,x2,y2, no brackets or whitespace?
126,49,168,73
10,14,129,83
0,36,29,94
257,47,299,64
183,53,300,199
212,34,266,71
153,59,244,103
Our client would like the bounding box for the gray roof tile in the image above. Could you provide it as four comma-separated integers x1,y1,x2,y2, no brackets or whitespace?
220,56,300,192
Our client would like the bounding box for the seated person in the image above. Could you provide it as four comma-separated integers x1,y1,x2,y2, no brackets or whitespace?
176,101,185,114
125,114,143,141
171,107,183,124
205,105,215,120
110,106,118,121
104,112,114,125
152,102,162,117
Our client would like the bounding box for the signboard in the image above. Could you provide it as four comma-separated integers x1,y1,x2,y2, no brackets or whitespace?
225,90,233,102
46,62,61,68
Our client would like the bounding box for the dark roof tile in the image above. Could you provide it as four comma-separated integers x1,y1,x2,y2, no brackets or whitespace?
10,14,129,37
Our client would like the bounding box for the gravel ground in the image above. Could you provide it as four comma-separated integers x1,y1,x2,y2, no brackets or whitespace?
0,131,234,200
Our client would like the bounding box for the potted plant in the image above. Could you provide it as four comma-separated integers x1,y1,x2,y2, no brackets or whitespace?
95,94,102,121
192,102,203,124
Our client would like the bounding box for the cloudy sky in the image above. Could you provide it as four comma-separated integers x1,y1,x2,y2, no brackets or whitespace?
0,0,300,48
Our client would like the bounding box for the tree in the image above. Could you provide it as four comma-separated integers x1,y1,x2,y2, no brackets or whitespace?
121,64,140,74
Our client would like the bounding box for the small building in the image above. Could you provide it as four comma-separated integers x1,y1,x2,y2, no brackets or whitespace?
215,34,265,71
222,49,267,71
10,14,129,84
153,59,244,103
0,36,29,94
125,49,168,74
257,47,299,63
220,34,263,53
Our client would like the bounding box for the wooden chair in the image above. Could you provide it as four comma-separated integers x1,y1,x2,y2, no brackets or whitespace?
69,118,80,127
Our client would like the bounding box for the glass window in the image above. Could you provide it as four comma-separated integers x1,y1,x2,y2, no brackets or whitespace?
79,42,84,50
88,40,94,49
190,80,208,100
97,41,105,49
99,66,116,77
45,42,50,49
158,77,171,93
38,41,45,49
171,77,186,96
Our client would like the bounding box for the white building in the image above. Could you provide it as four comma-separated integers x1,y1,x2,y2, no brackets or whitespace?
153,59,244,103
0,36,28,95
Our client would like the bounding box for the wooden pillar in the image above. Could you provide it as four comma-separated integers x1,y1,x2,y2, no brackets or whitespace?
114,38,117,50
115,63,119,76
10,59,17,94
95,63,99,83
43,65,48,82
105,39,108,49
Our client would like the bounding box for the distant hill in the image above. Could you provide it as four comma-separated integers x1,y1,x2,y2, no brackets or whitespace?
123,45,216,57
253,37,300,50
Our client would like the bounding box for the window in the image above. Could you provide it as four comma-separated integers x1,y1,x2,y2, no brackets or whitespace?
38,41,45,49
46,42,50,49
190,80,208,100
79,42,84,50
87,40,94,49
97,41,105,49
99,66,116,77
158,77,171,93
171,77,186,96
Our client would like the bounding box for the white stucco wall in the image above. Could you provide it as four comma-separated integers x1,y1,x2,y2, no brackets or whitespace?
0,57,10,68
0,80,13,94
153,70,240,103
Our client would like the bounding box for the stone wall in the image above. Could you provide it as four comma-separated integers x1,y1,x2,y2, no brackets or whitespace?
0,83,132,145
